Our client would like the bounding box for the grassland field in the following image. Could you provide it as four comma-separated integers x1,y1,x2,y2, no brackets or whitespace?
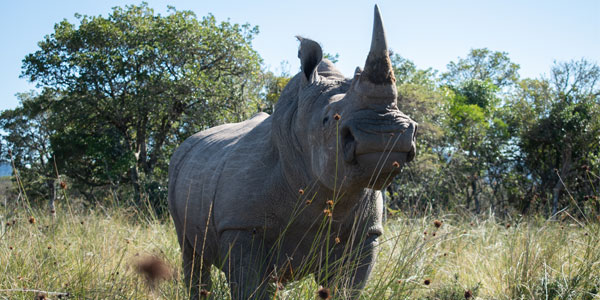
0,180,599,299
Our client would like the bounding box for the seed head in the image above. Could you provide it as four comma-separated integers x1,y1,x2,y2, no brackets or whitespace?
5,222,10,227
133,255,173,290
47,245,52,250
424,278,431,285
306,199,312,205
333,113,341,121
392,161,400,168
433,220,443,228
464,289,473,299
200,289,211,298
60,181,67,189
28,216,36,224
335,237,341,244
298,189,304,195
34,292,47,300
323,209,332,217
505,223,511,229
432,232,436,237
326,200,334,206
317,286,332,299
9,246,13,250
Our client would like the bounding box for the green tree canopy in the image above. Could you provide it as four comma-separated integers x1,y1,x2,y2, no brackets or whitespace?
442,48,520,88
11,3,263,202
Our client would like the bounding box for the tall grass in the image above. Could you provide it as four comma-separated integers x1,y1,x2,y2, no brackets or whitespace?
1,199,598,299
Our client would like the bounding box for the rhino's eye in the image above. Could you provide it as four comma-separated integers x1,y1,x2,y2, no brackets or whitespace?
323,116,329,125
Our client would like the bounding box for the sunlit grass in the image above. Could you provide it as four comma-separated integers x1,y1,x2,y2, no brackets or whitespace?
1,203,598,299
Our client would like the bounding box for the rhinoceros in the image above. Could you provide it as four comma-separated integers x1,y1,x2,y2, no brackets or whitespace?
168,5,417,299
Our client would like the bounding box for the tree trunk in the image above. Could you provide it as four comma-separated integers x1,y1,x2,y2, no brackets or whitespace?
130,166,141,203
47,179,56,216
552,146,572,217
136,117,148,173
473,177,480,214
551,180,562,217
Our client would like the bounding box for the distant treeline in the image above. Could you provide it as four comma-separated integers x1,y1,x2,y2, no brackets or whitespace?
0,4,598,218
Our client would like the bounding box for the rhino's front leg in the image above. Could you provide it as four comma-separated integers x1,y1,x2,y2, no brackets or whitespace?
319,233,379,299
219,230,273,300
348,234,379,294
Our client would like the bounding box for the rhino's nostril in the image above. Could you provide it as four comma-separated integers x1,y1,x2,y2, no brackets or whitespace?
341,126,356,163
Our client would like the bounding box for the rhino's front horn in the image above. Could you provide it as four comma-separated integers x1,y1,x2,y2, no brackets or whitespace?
361,5,395,85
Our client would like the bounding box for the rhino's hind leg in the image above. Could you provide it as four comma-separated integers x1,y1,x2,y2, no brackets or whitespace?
182,236,213,300
219,230,272,300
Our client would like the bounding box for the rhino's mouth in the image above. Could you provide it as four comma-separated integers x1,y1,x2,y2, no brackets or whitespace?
341,119,416,176
341,122,415,162
342,128,412,171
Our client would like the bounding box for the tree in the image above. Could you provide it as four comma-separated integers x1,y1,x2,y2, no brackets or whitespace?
511,59,600,216
446,80,501,213
18,3,262,202
0,91,57,209
388,55,450,212
260,72,291,114
440,49,520,214
389,54,514,214
442,48,520,88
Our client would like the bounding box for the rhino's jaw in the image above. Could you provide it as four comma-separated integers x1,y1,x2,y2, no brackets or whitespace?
356,151,409,171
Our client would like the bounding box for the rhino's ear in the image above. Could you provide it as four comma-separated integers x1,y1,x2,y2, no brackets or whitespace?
296,36,322,84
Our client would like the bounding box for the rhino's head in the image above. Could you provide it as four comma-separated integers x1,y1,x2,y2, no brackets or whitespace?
273,5,417,191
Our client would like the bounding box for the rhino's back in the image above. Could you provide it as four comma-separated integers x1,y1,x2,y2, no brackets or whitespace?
169,113,267,184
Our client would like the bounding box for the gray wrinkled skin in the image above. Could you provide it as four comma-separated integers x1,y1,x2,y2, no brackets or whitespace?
168,6,417,300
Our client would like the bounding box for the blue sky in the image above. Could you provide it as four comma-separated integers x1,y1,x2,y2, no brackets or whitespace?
1,0,598,111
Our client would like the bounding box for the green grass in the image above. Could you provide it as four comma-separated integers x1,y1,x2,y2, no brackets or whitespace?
1,202,599,299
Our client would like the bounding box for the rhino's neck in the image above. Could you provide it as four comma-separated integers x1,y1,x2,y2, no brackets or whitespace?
278,154,380,219
270,76,315,195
